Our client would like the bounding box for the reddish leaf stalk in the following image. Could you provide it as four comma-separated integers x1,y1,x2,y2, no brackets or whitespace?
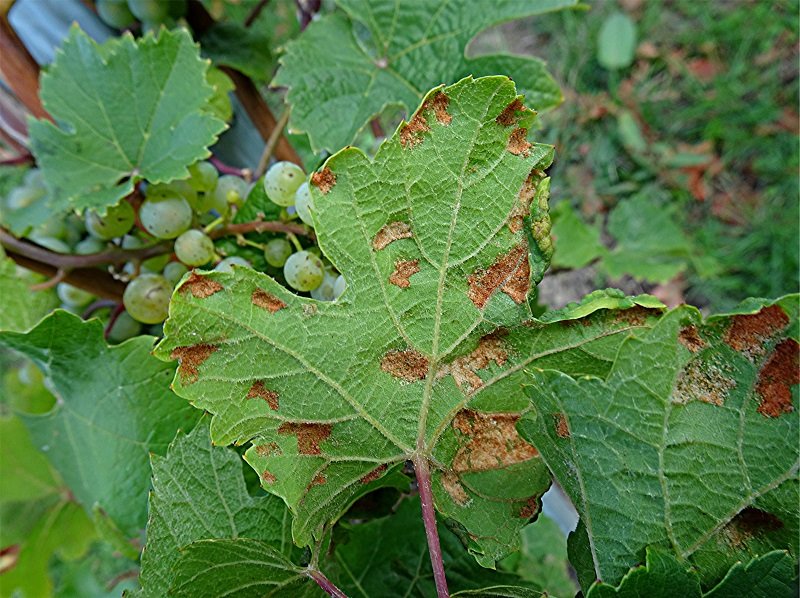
209,156,250,178
413,454,450,598
104,303,125,340
307,569,349,598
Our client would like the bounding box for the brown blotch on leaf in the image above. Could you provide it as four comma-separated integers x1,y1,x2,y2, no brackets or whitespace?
246,381,280,410
255,442,281,457
179,272,223,298
170,344,218,383
309,473,327,487
467,245,530,309
438,330,508,392
452,410,538,473
508,172,539,234
674,358,736,407
554,413,570,439
615,306,657,327
723,507,784,549
360,464,388,484
380,348,429,382
519,496,540,519
400,92,451,148
252,289,286,313
430,92,451,125
373,221,413,251
679,326,706,353
389,259,420,288
442,472,470,506
507,128,532,156
310,167,336,194
725,305,790,357
496,98,525,126
756,339,799,418
261,470,276,484
277,422,332,455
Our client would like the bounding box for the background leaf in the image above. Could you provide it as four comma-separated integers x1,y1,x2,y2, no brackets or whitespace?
597,12,637,70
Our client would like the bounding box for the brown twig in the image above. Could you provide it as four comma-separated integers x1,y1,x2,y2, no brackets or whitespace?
7,252,128,300
244,0,270,27
82,299,118,319
210,220,314,240
29,268,67,291
104,303,125,340
0,15,49,120
254,108,291,178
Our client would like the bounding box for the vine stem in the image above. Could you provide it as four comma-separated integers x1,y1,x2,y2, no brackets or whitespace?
254,107,291,179
413,454,450,598
307,569,349,598
209,156,251,179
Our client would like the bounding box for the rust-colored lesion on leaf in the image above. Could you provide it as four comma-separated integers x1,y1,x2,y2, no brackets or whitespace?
554,413,570,438
679,326,706,352
246,380,279,410
438,329,508,392
178,272,223,298
724,305,789,357
388,259,420,288
429,92,451,125
255,442,281,457
755,339,798,418
673,358,736,407
261,470,276,484
507,128,532,156
309,473,327,488
519,495,540,518
380,348,429,382
310,167,336,194
400,92,450,148
252,288,287,313
496,98,525,127
441,471,470,506
615,306,659,327
508,171,540,234
277,422,332,455
373,221,413,251
170,344,218,383
722,507,783,549
360,464,388,484
467,245,530,309
451,410,538,473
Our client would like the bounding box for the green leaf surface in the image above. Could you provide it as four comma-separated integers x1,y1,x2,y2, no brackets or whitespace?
597,12,637,70
0,416,59,504
157,77,668,566
518,295,799,589
200,22,273,82
550,201,605,270
0,311,200,536
0,249,58,333
138,420,296,598
29,27,226,214
274,0,576,152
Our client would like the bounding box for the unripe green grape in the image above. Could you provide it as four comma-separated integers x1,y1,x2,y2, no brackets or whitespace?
74,237,107,255
24,168,45,189
211,175,248,210
174,229,215,267
96,0,136,28
57,283,94,307
163,261,189,286
263,238,292,268
7,185,45,210
283,250,324,291
188,161,219,193
85,201,135,240
264,161,304,207
214,256,251,272
147,180,199,212
127,0,169,22
139,195,192,239
30,236,70,253
310,271,338,301
123,274,171,324
294,182,315,226
142,253,171,273
35,216,68,240
107,311,142,344
333,274,347,300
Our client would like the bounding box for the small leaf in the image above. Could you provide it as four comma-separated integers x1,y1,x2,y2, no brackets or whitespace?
550,202,605,270
597,12,637,70
29,27,226,213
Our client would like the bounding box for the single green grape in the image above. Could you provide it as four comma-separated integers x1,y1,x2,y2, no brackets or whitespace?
30,236,70,253
23,168,45,189
142,253,171,273
263,238,293,268
57,283,94,307
127,0,169,22
283,250,324,291
163,261,189,287
106,311,142,344
123,274,172,324
74,237,107,255
310,271,338,301
210,175,248,211
85,201,135,240
214,256,251,272
174,229,215,267
147,180,199,212
139,195,192,239
333,274,347,300
6,185,45,210
187,161,219,193
264,161,304,207
96,0,136,28
294,182,315,226
35,216,69,240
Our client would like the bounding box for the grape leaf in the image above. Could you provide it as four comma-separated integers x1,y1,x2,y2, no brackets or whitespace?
156,77,669,566
137,420,297,597
0,311,200,536
274,0,577,152
549,202,605,270
0,249,58,333
518,295,799,589
0,416,59,504
29,26,226,214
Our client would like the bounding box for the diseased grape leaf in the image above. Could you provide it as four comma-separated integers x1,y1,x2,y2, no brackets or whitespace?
0,249,58,333
29,26,227,214
518,295,799,590
0,311,200,536
274,0,577,152
137,420,298,598
157,76,669,567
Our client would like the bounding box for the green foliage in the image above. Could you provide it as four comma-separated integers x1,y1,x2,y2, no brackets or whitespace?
596,12,637,70
0,250,58,332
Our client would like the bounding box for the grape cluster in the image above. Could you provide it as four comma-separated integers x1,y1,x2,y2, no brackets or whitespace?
95,0,186,31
